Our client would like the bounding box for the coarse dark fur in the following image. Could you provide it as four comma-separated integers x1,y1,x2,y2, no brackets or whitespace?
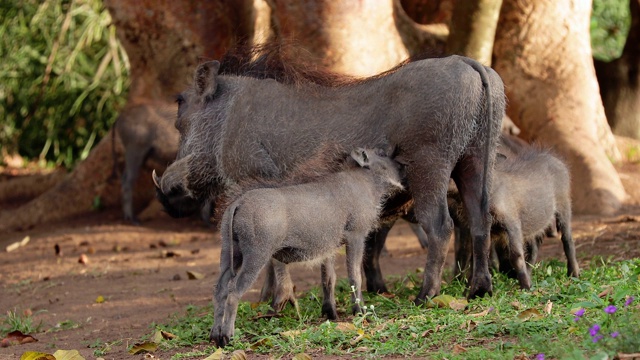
155,44,506,301
210,148,403,347
450,139,580,290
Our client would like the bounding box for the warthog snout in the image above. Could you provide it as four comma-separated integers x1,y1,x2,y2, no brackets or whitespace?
152,155,204,219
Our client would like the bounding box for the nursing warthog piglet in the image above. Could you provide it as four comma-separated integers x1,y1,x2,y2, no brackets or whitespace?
154,46,506,301
450,143,580,290
210,148,403,347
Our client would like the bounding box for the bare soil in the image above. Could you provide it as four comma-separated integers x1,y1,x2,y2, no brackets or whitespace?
1,162,640,360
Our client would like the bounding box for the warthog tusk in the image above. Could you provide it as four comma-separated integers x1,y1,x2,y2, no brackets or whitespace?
152,169,161,188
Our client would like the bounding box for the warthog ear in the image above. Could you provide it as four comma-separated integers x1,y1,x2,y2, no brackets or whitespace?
351,148,370,168
194,61,221,98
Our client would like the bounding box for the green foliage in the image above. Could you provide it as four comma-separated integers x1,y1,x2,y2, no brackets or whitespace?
1,309,43,335
0,0,129,168
591,0,631,61
152,259,640,359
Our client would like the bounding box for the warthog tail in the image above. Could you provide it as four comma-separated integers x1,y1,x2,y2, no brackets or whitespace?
460,57,493,215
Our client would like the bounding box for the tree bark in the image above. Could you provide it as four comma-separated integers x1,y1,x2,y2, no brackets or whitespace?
446,0,503,65
493,0,626,215
595,0,640,140
268,0,447,76
400,0,454,25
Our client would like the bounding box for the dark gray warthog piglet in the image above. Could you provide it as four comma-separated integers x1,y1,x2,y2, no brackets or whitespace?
450,140,580,290
210,148,403,347
154,49,506,301
115,103,212,224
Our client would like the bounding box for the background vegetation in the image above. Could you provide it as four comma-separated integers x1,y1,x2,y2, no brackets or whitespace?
0,0,630,168
0,0,128,168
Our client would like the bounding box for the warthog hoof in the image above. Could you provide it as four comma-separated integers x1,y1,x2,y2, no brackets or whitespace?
322,302,338,320
209,326,230,348
468,274,493,299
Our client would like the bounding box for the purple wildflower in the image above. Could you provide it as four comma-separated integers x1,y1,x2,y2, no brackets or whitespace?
536,353,545,360
592,335,604,343
625,296,634,307
589,324,601,337
604,305,617,314
611,331,620,338
573,308,585,322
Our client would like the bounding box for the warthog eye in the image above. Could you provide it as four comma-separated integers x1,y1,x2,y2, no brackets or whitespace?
174,94,185,106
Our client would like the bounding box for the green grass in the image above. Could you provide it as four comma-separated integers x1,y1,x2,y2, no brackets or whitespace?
148,258,640,359
0,309,43,335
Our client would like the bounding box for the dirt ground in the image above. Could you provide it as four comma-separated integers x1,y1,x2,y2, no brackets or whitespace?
1,162,640,360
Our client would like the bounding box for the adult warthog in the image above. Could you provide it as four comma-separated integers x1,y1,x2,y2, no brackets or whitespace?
154,49,506,301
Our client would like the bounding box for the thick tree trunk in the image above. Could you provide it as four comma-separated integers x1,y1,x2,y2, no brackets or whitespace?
268,0,447,76
595,0,640,140
493,0,626,215
446,0,503,65
0,133,123,232
401,0,454,25
0,1,256,232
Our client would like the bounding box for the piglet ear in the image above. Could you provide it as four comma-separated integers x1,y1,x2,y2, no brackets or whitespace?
350,148,370,168
194,61,221,98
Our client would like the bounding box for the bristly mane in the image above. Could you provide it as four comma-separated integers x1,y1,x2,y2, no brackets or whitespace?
216,42,443,87
217,43,356,87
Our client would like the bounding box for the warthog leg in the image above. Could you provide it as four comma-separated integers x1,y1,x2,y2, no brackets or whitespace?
363,224,393,293
320,256,338,320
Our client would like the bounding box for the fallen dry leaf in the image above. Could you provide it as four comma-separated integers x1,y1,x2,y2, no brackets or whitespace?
6,236,30,252
517,308,543,321
449,298,468,311
453,344,467,354
229,350,247,360
281,330,302,338
54,244,62,257
128,341,158,355
1,331,38,347
52,349,85,360
335,322,357,332
78,254,89,265
250,337,273,350
160,330,177,340
186,271,204,280
160,250,180,258
468,309,490,318
460,320,477,332
203,348,223,360
350,329,367,345
511,300,522,310
429,294,455,308
18,351,54,360
617,353,640,359
292,353,312,360
598,286,613,298
544,300,553,315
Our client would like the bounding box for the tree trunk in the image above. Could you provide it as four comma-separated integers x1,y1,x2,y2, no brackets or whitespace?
400,0,454,25
268,0,447,76
595,0,640,140
446,0,503,65
493,0,626,215
0,133,123,232
0,1,256,232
